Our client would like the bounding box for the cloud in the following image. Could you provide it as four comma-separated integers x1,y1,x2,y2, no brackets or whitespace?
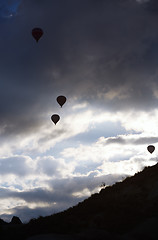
0,172,124,222
0,155,33,176
62,133,158,176
143,0,158,13
0,129,156,222
0,0,157,138
0,0,158,222
105,135,158,145
136,0,150,3
36,156,76,178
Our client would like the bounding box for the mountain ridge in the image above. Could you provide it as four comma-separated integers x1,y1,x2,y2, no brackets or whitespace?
23,163,158,237
1,162,158,239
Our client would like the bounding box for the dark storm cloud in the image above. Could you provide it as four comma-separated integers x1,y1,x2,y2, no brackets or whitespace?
0,0,158,134
0,187,13,199
0,186,82,204
106,136,158,145
16,187,83,205
143,0,158,13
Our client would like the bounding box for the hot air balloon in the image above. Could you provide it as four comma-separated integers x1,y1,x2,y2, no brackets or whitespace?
56,96,66,107
51,114,60,125
32,28,43,42
147,145,155,154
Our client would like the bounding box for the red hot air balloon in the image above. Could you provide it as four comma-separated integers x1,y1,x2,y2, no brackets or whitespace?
32,28,43,42
147,145,155,154
56,96,66,107
51,114,60,125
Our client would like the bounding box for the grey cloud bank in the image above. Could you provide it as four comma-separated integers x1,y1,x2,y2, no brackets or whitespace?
0,173,124,222
105,136,158,145
0,0,157,136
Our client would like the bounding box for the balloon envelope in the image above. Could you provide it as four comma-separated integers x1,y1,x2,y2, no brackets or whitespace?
147,145,155,154
32,28,43,42
51,114,60,125
57,96,66,107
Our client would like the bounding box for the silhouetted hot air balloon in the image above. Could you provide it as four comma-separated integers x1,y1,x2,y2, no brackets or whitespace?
56,96,66,107
51,114,60,125
32,28,43,42
147,145,155,154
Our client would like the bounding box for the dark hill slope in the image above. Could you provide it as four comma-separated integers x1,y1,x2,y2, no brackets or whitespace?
24,163,158,236
2,163,158,239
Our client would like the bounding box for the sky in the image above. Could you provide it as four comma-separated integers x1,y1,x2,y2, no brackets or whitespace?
0,0,158,222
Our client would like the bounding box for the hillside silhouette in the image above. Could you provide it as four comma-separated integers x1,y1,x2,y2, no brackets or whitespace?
1,163,158,239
